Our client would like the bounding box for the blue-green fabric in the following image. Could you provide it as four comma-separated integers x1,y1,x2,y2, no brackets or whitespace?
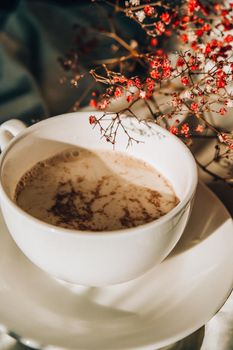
0,0,19,29
0,0,125,124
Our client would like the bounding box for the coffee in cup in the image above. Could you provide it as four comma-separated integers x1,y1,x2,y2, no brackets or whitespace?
15,147,179,231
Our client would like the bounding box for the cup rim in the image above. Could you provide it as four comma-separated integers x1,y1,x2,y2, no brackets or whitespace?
0,112,198,237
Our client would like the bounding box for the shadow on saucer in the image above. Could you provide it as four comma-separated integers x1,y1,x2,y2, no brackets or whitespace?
167,182,230,258
160,326,205,350
6,326,205,350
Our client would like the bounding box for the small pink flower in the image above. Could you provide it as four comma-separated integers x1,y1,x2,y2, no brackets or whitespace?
191,102,198,111
160,12,171,25
181,76,189,86
89,115,96,125
170,126,178,135
196,124,204,132
219,107,227,115
144,5,155,17
181,123,190,135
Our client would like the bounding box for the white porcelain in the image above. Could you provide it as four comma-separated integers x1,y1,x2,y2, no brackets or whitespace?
0,183,232,350
0,112,197,286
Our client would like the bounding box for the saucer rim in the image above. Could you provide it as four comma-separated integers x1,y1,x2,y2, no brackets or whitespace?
0,182,232,350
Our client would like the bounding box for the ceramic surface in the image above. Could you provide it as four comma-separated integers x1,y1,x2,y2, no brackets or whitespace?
0,113,197,286
0,183,232,350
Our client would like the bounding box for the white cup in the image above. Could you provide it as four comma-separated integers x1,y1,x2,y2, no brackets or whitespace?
0,112,197,286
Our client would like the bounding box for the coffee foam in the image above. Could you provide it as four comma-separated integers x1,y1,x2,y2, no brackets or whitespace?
15,147,179,231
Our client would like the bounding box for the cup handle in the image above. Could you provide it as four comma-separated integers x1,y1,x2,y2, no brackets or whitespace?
0,119,26,151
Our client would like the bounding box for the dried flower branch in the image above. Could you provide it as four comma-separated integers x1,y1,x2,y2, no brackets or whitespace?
59,0,233,186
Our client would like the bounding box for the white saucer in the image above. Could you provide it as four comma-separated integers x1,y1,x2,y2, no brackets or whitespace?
0,183,232,350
